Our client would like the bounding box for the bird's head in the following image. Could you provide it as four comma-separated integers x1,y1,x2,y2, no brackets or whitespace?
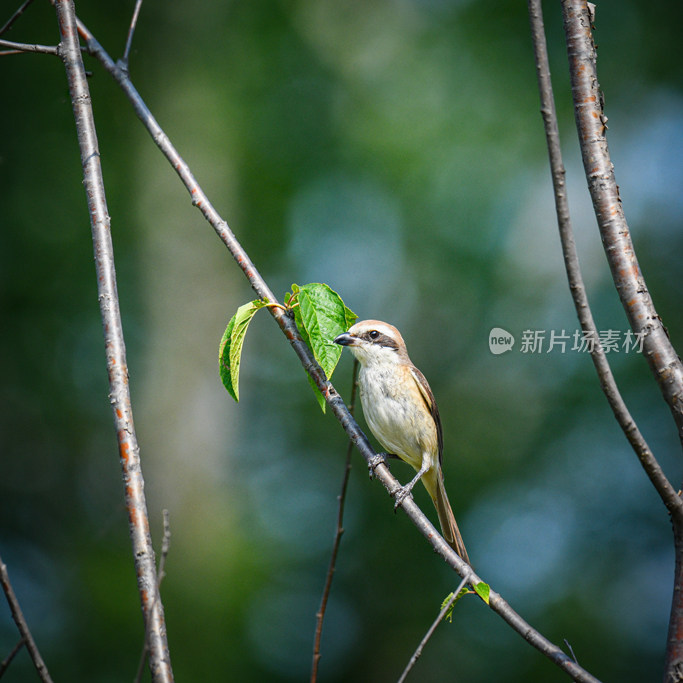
334,319,408,366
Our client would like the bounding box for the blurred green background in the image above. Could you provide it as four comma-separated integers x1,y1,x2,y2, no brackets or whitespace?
2,0,682,681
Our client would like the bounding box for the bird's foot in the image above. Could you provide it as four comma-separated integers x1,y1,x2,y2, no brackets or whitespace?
391,484,415,511
368,452,388,479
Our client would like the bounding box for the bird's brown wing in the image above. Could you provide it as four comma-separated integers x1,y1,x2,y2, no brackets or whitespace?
408,365,444,467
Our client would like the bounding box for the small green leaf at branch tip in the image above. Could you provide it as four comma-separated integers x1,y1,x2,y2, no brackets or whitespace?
219,300,265,402
473,582,490,604
440,585,471,622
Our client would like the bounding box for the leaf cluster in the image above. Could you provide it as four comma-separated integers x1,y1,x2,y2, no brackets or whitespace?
219,283,357,409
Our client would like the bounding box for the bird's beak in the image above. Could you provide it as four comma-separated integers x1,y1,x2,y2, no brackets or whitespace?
334,332,357,347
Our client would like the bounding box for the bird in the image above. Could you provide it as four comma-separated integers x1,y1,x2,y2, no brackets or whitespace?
334,319,469,564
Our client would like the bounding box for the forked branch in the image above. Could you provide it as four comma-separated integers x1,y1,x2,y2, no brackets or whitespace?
559,3,683,679
562,0,683,446
528,0,682,520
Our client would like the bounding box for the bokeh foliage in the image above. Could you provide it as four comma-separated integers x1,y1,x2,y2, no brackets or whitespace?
1,0,682,681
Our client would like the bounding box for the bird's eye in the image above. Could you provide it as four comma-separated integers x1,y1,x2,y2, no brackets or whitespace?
369,330,380,340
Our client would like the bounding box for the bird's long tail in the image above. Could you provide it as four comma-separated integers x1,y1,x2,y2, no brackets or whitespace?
432,473,470,565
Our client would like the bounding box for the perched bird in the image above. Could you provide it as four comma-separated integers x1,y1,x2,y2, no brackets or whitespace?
334,320,469,564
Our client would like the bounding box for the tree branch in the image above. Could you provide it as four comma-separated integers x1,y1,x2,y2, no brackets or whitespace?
73,16,600,682
311,360,358,682
561,0,683,446
527,0,683,520
0,638,25,678
119,0,143,72
0,38,59,55
398,575,469,683
53,2,173,681
560,4,683,679
0,554,53,683
0,0,35,37
135,510,172,683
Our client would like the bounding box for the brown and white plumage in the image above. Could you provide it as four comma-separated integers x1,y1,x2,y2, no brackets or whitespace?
334,320,469,564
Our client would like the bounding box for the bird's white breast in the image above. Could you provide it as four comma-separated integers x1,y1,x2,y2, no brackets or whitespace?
357,360,436,470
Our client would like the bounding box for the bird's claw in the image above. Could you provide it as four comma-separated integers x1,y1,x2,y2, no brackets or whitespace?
368,452,388,479
392,485,413,511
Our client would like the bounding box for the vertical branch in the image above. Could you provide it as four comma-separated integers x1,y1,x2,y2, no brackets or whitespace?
53,2,173,681
668,532,683,683
527,0,681,517
311,360,358,682
120,0,143,71
0,554,53,683
561,0,683,443
561,3,683,680
134,511,172,683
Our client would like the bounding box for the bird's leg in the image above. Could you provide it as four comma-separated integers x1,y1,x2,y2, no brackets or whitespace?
393,457,431,509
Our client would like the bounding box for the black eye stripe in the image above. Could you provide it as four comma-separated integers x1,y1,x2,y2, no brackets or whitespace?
362,331,398,349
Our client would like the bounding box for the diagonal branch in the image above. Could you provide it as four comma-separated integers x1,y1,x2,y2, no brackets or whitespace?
527,0,683,520
398,575,469,683
0,553,53,683
53,2,173,681
73,17,600,683
0,0,35,37
0,638,25,677
561,0,683,446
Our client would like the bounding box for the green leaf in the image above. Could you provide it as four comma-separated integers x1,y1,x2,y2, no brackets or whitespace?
291,294,327,412
440,585,471,622
473,582,490,605
219,300,265,401
297,283,357,379
290,283,357,412
305,372,327,413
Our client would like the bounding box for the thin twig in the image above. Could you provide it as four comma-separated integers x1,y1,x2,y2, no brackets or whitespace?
527,0,682,519
0,555,53,683
397,575,469,683
0,38,59,55
561,0,683,444
134,510,172,683
119,0,143,71
311,360,358,682
563,638,578,665
0,0,35,37
53,2,174,681
0,638,26,678
74,18,600,682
